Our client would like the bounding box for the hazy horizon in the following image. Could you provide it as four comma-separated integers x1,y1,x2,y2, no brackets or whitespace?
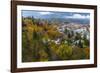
22,10,90,24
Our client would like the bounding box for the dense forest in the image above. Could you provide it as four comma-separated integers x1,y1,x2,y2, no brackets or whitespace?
22,17,90,62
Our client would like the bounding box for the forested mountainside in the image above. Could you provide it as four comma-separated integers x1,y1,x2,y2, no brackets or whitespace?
22,17,90,62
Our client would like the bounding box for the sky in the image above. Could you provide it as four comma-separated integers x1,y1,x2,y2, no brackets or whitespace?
22,10,90,19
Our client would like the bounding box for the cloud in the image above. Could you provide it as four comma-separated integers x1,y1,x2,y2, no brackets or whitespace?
65,14,90,19
38,12,53,15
